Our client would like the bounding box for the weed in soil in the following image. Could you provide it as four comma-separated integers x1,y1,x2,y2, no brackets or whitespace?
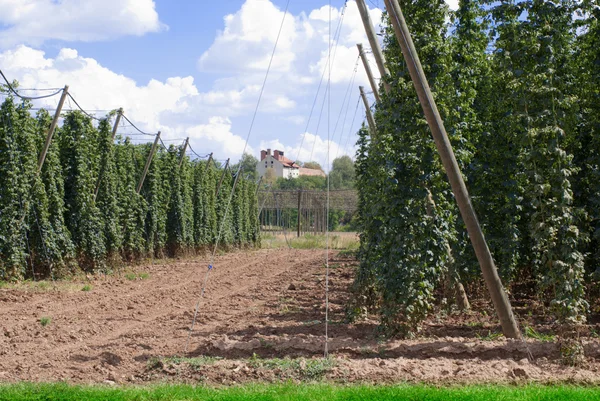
39,317,51,327
248,355,335,381
525,326,555,342
148,356,223,371
124,272,150,281
475,331,504,341
36,281,51,290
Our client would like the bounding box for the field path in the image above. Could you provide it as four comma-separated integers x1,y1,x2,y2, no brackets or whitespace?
0,249,340,382
1,248,599,384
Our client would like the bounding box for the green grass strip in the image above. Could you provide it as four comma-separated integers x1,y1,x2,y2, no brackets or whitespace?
1,383,600,401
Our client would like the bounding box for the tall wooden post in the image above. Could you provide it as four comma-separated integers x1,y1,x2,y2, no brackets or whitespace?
206,152,213,167
357,43,380,102
355,0,391,94
37,85,69,173
136,131,161,194
179,137,189,168
215,158,230,197
359,86,377,138
94,108,123,200
111,108,123,140
383,0,519,338
356,6,468,310
297,190,302,238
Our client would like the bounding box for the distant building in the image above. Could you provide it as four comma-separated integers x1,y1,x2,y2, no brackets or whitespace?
257,149,325,179
298,167,326,177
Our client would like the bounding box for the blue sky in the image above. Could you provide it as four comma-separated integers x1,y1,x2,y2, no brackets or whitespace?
0,0,451,169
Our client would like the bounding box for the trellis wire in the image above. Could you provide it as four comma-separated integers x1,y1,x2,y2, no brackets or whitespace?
184,0,291,353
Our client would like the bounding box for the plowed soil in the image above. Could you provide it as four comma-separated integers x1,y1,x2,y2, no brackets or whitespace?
1,248,599,385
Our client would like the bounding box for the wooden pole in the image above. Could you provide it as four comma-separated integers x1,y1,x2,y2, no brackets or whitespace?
357,43,381,103
94,108,123,200
355,0,391,94
297,190,302,238
358,16,468,311
383,0,520,338
179,137,189,168
215,158,230,197
111,108,123,140
136,131,161,194
359,86,377,138
37,85,68,173
206,152,213,167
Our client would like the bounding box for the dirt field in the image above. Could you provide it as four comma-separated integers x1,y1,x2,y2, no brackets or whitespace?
1,248,599,385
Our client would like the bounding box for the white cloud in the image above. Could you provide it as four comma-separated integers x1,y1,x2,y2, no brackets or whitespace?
0,45,261,163
193,0,383,170
198,0,382,88
0,0,395,168
283,115,305,125
199,0,298,73
0,46,197,130
0,0,165,47
186,117,254,162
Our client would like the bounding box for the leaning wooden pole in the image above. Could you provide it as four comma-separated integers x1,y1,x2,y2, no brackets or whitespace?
297,190,302,238
359,86,377,139
179,137,189,168
355,4,469,310
355,0,391,94
357,43,381,103
110,108,123,140
38,85,69,173
136,131,161,194
383,0,519,338
94,108,123,200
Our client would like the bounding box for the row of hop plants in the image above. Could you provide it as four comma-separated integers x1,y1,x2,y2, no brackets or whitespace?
0,96,260,280
352,0,599,345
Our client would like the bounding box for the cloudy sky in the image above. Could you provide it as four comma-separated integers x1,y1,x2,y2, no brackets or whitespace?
0,0,456,170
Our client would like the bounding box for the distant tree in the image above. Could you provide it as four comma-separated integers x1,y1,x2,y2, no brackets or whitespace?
275,175,326,190
329,156,354,189
233,153,258,182
263,168,277,186
303,161,323,171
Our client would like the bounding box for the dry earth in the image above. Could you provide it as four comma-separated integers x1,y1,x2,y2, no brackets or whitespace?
1,248,599,385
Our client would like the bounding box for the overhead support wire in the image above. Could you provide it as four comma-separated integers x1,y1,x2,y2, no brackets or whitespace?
308,6,355,164
66,92,104,121
324,0,332,360
121,114,155,136
185,0,291,354
158,137,170,151
0,69,64,100
330,56,359,149
339,94,362,160
294,1,348,164
187,143,210,159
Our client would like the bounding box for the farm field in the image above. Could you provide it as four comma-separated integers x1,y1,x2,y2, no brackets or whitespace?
1,247,599,386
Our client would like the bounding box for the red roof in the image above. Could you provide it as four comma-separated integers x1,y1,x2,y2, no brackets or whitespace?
280,156,300,169
299,167,326,177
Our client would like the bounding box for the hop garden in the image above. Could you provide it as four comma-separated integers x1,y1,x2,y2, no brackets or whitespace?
353,0,600,351
0,97,260,281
